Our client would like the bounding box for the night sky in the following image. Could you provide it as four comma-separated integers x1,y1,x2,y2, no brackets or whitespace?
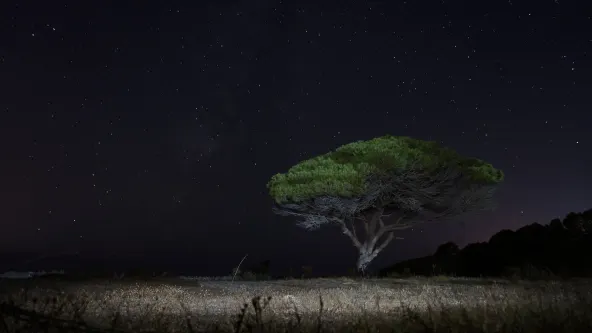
1,0,590,276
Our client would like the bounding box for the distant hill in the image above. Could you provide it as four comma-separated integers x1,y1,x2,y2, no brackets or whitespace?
380,208,592,279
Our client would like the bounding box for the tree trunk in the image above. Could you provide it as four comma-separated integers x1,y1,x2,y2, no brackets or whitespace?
355,230,395,273
356,246,378,273
338,207,404,273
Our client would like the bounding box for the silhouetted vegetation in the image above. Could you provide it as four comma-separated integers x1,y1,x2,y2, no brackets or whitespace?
381,208,592,279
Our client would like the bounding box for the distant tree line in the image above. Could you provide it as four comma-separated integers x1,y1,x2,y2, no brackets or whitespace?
380,208,592,279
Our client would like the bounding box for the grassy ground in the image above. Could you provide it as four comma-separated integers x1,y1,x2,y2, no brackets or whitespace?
1,275,591,332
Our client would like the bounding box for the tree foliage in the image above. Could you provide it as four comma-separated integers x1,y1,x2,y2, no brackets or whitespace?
268,135,503,205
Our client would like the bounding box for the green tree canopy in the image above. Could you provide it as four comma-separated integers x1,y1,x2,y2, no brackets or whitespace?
267,135,504,204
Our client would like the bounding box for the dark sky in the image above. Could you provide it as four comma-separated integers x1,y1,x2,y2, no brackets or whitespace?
1,0,590,276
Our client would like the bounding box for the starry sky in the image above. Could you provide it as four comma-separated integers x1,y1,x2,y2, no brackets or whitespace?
1,0,590,276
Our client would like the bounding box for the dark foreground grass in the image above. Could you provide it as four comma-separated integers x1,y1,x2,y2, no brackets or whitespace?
1,276,591,333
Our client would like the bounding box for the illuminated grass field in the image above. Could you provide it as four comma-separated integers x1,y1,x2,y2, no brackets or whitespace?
1,276,591,332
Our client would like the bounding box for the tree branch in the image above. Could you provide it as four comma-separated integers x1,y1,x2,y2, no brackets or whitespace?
337,219,362,249
349,219,359,241
365,207,383,241
375,231,394,254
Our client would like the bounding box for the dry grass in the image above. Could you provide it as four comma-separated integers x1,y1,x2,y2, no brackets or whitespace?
1,276,591,332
